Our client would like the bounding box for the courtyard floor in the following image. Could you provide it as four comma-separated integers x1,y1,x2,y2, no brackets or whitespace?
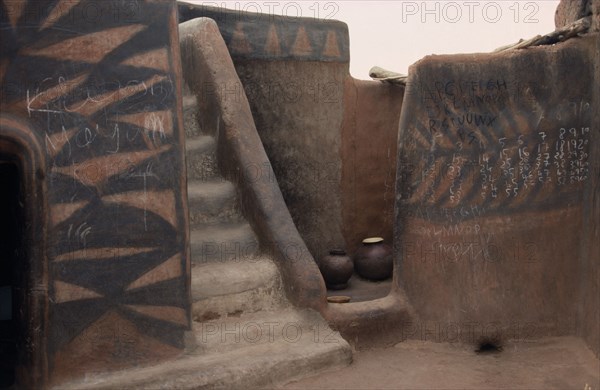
280,336,600,390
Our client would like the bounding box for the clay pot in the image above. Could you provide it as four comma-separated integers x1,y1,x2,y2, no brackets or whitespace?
318,249,354,290
354,237,393,281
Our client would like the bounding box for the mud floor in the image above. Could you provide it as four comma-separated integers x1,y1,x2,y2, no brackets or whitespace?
281,336,600,389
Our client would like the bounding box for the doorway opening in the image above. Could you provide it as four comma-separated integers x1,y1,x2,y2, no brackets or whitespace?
0,118,47,389
0,161,23,388
0,161,24,389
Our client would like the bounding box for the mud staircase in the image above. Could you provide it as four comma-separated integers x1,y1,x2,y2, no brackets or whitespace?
183,85,303,331
181,84,353,386
182,85,281,321
57,86,350,390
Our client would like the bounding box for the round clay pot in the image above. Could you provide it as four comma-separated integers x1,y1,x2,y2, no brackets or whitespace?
318,249,354,290
354,237,393,281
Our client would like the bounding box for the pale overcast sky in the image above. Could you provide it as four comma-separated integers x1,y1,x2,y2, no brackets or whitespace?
185,1,560,79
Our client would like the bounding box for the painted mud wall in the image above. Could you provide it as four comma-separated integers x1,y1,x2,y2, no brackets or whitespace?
178,3,403,261
395,34,599,355
0,0,190,386
556,0,600,360
578,30,600,358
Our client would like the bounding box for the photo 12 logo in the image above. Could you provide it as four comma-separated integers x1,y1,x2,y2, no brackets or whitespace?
401,1,541,24
197,1,340,20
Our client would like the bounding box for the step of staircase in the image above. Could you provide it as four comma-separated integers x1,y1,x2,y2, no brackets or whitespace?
187,179,241,226
183,94,202,138
194,309,345,354
190,223,259,264
57,309,352,390
191,258,284,321
186,135,219,181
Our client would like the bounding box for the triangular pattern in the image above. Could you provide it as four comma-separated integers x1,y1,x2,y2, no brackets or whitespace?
5,0,26,29
121,278,185,308
292,26,312,56
45,127,78,159
121,47,170,72
50,299,116,354
50,201,89,227
115,110,174,137
66,73,167,117
51,145,172,187
51,310,181,379
54,280,103,303
52,202,179,258
1,0,189,375
40,0,83,30
26,73,89,112
230,23,252,54
124,305,187,326
53,247,157,263
51,250,177,298
264,24,281,56
102,190,177,228
126,254,182,291
22,25,146,63
322,30,341,58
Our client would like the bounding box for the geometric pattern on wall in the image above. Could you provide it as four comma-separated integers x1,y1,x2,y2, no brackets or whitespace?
225,21,346,61
0,0,188,376
178,3,350,62
399,68,593,222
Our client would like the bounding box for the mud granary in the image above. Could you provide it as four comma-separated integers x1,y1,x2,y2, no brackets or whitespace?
0,0,598,388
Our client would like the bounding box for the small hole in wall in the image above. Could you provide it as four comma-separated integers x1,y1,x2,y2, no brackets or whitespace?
475,338,503,354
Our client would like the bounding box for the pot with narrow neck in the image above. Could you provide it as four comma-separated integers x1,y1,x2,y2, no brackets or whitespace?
354,237,393,281
318,249,354,290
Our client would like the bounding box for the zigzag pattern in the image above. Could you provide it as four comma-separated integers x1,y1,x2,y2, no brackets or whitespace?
0,0,188,374
399,78,593,222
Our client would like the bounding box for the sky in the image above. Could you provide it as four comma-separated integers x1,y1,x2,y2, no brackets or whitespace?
184,1,560,79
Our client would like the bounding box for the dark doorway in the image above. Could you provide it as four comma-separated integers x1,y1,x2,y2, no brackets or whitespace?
0,119,48,389
0,161,24,389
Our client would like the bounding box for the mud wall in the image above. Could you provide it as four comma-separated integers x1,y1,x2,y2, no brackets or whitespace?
556,4,600,357
578,31,600,357
0,0,190,386
395,34,599,351
341,80,404,254
236,60,348,261
178,3,404,261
